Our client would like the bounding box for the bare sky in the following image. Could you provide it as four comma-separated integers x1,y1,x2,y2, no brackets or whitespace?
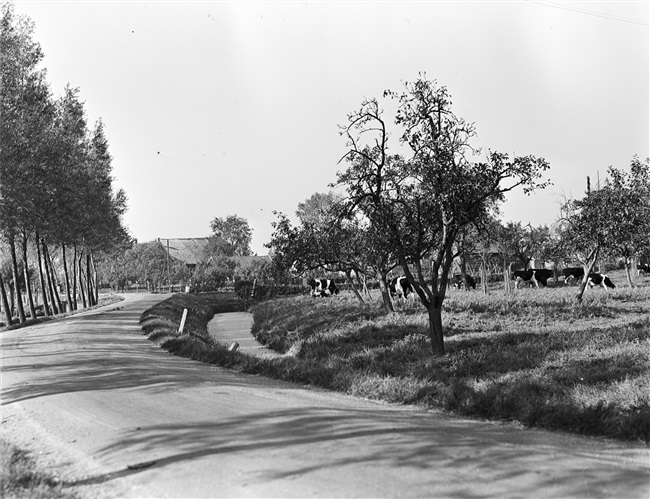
13,1,649,255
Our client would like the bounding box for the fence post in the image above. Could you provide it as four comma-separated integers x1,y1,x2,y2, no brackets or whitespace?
178,308,188,333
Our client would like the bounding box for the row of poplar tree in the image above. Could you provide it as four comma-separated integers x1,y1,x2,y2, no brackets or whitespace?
0,4,130,325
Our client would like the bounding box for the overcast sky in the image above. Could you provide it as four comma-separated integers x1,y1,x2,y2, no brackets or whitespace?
13,1,649,255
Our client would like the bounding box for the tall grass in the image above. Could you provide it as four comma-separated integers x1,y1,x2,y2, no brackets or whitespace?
141,280,650,443
0,439,76,499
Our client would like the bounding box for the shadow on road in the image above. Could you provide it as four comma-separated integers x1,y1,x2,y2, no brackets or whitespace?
75,406,648,498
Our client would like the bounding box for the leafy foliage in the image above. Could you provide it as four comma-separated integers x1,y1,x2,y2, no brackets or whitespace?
336,74,551,355
207,215,253,257
558,157,650,298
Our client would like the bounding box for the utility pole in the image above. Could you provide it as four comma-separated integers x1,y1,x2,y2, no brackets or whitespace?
167,239,171,291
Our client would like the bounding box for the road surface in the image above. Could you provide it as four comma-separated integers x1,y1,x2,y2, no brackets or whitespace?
1,293,648,498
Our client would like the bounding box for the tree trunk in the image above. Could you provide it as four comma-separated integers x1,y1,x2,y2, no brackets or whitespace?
503,258,512,293
427,299,445,356
345,270,364,304
86,253,95,306
458,254,471,291
9,237,26,323
9,282,15,317
72,245,78,310
91,252,99,305
480,261,488,295
375,269,393,312
575,252,599,304
36,233,51,316
624,259,634,288
61,244,74,311
21,232,37,319
44,242,63,313
78,253,87,309
42,239,58,315
0,273,12,326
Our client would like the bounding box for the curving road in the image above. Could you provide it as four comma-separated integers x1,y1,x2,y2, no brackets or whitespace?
1,293,648,498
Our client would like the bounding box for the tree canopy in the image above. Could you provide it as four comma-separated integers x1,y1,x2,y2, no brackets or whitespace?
336,74,551,355
207,214,253,257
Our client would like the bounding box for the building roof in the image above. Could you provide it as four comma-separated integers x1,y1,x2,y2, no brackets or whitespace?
158,238,210,265
157,238,270,267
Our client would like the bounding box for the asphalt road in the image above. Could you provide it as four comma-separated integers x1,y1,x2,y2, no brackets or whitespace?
1,293,648,498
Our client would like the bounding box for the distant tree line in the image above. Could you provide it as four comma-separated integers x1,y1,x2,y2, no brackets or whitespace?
0,4,130,325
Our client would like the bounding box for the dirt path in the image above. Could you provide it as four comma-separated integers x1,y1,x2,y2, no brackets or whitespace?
1,293,648,498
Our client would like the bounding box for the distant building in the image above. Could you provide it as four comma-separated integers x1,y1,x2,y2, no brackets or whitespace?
157,238,210,270
156,238,270,270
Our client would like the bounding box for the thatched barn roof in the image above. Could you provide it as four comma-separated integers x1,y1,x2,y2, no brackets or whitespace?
158,238,210,265
157,238,270,267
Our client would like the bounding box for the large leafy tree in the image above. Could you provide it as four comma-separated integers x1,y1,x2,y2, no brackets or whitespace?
207,215,252,257
1,2,54,322
558,157,650,299
338,75,550,355
1,4,130,318
601,158,650,286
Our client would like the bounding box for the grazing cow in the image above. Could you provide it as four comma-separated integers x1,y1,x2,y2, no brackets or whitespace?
637,263,650,276
563,267,584,286
451,274,476,290
389,276,415,300
308,278,339,298
513,269,553,289
587,273,615,289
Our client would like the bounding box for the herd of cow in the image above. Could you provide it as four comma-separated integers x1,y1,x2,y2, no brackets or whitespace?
307,263,650,299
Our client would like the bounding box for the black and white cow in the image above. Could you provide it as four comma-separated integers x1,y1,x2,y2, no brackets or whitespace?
389,276,415,300
587,273,615,289
563,267,584,286
637,263,650,276
308,279,339,298
513,269,553,289
451,274,476,290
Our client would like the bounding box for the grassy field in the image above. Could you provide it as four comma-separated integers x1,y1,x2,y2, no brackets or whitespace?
140,271,650,443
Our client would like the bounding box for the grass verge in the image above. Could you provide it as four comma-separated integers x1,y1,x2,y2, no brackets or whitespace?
140,283,650,444
0,438,76,499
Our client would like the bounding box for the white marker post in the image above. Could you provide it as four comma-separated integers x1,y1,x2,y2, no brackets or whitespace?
178,308,188,333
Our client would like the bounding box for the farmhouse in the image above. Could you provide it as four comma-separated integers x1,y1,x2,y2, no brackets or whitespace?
156,238,271,270
157,238,210,269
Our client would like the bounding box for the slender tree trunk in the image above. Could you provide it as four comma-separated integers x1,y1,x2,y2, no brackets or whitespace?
345,269,364,304
72,245,78,310
575,248,599,304
375,269,393,312
61,244,74,311
78,253,87,309
21,232,37,319
44,242,63,313
86,253,95,306
42,239,58,315
36,233,52,317
459,254,471,291
624,259,634,288
427,299,445,356
0,273,12,326
355,272,369,297
91,252,98,304
481,261,489,295
9,237,26,323
9,283,15,316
